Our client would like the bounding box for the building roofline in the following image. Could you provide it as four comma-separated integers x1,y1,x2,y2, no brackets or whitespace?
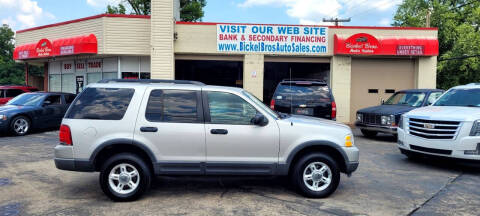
16,14,150,34
176,21,438,31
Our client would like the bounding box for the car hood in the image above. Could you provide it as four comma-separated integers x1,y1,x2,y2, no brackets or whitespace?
405,106,480,122
357,105,417,115
0,105,34,114
284,114,351,130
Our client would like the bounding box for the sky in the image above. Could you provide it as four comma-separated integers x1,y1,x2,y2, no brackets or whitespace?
0,0,402,31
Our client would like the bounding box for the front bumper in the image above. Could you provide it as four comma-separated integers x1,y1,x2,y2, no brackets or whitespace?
0,120,9,134
54,144,95,172
342,146,360,174
355,122,397,134
398,128,480,161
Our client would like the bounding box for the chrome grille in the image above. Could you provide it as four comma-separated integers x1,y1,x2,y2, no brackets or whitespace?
408,118,461,140
361,113,380,124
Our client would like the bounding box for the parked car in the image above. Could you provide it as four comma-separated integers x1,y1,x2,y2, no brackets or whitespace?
0,92,76,136
54,79,359,201
0,85,38,105
398,83,480,161
355,89,444,138
270,79,336,120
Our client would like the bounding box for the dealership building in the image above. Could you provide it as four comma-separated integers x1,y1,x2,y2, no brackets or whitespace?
13,0,439,123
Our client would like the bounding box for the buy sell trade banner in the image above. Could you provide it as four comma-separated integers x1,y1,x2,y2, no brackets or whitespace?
217,24,328,54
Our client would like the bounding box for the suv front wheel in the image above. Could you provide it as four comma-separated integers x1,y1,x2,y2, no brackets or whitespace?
291,153,340,198
99,153,152,201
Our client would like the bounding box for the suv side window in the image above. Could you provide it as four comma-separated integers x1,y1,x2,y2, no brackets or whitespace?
207,91,257,125
66,88,135,120
426,92,443,105
6,89,25,98
145,89,199,123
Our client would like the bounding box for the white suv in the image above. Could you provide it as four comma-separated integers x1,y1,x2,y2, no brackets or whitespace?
398,83,480,161
54,79,359,201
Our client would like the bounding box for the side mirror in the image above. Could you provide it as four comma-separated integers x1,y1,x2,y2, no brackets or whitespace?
251,113,268,126
43,101,51,106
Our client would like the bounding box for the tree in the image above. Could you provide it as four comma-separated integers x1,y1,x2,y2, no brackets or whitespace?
0,24,25,85
106,0,206,21
393,0,480,89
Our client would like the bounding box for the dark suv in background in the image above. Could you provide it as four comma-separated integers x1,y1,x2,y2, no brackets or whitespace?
0,85,38,105
270,79,336,120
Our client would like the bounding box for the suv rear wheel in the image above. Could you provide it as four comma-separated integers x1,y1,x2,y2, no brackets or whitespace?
291,153,340,198
99,153,152,201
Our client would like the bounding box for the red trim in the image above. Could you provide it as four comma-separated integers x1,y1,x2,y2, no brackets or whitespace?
17,14,150,33
176,21,438,30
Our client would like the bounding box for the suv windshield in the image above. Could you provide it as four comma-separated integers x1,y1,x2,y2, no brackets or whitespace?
434,88,480,107
7,94,45,106
384,92,425,107
274,83,331,103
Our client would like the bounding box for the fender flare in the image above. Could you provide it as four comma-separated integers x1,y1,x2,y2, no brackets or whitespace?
89,138,158,166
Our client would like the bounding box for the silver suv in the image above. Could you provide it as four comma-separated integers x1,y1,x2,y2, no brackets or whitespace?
54,79,359,201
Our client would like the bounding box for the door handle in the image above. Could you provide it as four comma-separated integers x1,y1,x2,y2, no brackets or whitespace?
211,129,228,135
140,127,158,133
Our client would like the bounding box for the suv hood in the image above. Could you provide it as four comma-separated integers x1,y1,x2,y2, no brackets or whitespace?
285,114,351,130
357,105,416,115
405,106,480,122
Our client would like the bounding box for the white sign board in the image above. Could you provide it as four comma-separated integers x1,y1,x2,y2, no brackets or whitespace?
217,24,328,54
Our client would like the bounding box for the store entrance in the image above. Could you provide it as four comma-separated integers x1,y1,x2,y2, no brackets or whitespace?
263,62,330,103
175,60,243,87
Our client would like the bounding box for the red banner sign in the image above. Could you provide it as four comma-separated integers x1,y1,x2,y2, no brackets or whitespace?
334,33,438,56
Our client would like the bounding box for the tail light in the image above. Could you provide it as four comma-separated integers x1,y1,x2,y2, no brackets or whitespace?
59,124,73,146
270,99,275,110
331,101,337,120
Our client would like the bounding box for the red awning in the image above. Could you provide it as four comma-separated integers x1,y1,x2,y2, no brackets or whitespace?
14,34,98,60
334,33,439,56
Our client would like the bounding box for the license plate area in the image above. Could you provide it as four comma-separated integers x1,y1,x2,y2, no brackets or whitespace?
294,108,313,115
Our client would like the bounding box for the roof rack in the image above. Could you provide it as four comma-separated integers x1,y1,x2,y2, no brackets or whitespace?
98,79,206,86
281,79,327,83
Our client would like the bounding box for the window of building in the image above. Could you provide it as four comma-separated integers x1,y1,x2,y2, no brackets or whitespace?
0,90,5,98
66,88,135,120
5,89,25,98
207,92,257,125
145,90,199,123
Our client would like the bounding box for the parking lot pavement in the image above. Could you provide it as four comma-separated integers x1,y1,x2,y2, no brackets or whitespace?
1,130,479,216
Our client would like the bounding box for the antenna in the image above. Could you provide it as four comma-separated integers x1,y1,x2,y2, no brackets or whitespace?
322,18,351,26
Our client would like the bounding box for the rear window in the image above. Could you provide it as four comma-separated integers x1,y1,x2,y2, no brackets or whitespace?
274,83,332,102
66,88,135,120
6,89,25,98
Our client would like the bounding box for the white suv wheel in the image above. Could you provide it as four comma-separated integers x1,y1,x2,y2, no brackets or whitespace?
108,163,140,195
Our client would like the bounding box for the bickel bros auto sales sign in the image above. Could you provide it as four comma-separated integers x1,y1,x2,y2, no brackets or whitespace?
217,24,328,54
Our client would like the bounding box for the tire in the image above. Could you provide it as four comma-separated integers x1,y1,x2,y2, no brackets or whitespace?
99,153,152,201
361,129,377,138
291,153,341,198
10,115,31,136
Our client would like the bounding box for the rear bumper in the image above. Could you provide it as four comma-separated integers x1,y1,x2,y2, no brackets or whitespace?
355,122,397,134
54,158,95,172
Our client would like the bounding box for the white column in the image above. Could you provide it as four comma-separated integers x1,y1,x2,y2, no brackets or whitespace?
331,56,352,123
415,56,437,89
150,0,175,79
243,54,264,100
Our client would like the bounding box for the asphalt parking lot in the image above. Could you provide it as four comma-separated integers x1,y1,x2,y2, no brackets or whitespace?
1,129,479,216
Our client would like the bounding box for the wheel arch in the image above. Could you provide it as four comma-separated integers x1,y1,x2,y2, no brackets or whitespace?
283,141,349,175
90,139,157,172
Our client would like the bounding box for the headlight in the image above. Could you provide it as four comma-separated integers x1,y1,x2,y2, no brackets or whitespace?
470,120,480,136
356,113,363,122
0,115,6,120
399,115,404,129
381,115,395,126
345,134,354,147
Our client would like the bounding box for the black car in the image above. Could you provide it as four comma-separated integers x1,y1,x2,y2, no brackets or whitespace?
355,89,444,138
0,92,76,136
270,79,336,120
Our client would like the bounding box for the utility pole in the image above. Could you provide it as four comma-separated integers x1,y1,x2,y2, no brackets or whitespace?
323,18,351,26
426,9,431,27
